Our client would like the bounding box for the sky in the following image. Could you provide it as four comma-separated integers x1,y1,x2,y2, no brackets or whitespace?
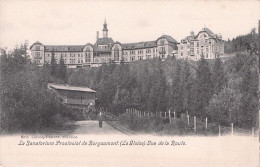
0,0,259,49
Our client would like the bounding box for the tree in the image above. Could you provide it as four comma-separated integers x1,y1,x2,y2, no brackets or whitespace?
50,50,57,77
180,60,195,114
171,62,182,113
207,85,241,126
239,54,258,128
58,55,67,83
195,56,213,117
212,57,226,95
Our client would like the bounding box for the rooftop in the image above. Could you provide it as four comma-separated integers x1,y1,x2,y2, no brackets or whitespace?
157,35,178,43
45,45,84,52
95,37,114,46
122,41,157,49
48,83,96,93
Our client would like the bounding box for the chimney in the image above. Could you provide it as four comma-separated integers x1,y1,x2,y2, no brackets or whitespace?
96,31,99,41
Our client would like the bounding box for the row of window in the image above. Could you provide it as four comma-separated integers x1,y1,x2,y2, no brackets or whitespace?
181,40,214,50
123,48,158,56
45,53,83,57
90,53,162,63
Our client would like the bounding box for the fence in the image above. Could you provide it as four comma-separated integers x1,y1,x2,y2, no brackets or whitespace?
124,108,256,136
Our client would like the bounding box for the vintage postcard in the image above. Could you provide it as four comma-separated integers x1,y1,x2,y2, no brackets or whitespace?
0,0,259,166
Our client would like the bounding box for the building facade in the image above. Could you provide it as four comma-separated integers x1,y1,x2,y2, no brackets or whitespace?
177,28,224,61
30,19,179,68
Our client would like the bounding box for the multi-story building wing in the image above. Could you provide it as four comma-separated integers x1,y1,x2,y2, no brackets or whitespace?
30,19,178,68
177,28,224,61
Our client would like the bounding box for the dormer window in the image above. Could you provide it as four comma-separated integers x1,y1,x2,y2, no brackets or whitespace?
35,46,40,51
160,40,165,45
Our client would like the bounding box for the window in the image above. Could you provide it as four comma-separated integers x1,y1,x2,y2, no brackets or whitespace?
86,52,91,62
159,47,165,54
35,46,40,51
160,40,165,45
190,48,194,54
35,52,41,58
197,42,199,47
114,48,119,61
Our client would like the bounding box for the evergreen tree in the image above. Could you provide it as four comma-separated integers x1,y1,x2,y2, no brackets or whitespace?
196,56,213,117
239,55,258,128
171,62,182,113
148,84,159,113
50,50,57,77
212,57,226,95
59,55,67,83
180,60,194,114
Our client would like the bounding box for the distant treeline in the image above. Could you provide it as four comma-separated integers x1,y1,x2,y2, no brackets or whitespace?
224,28,258,54
68,53,258,129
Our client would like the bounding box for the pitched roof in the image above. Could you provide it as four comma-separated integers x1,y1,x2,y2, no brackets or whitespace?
196,27,217,38
203,27,214,36
114,41,121,44
49,83,96,93
157,35,178,43
85,43,93,46
29,41,43,49
44,45,84,52
181,35,196,42
122,41,156,49
95,37,114,46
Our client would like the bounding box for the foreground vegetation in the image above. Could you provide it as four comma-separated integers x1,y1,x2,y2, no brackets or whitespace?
68,52,258,130
0,44,75,133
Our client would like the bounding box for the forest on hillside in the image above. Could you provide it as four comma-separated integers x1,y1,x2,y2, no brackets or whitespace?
224,28,258,54
68,52,258,129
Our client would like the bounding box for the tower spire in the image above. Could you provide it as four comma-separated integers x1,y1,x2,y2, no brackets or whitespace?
102,18,108,38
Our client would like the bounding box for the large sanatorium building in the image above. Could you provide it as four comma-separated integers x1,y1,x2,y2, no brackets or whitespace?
177,28,224,61
30,19,224,68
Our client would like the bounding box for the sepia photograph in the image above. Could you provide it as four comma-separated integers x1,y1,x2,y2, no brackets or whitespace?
0,0,259,166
